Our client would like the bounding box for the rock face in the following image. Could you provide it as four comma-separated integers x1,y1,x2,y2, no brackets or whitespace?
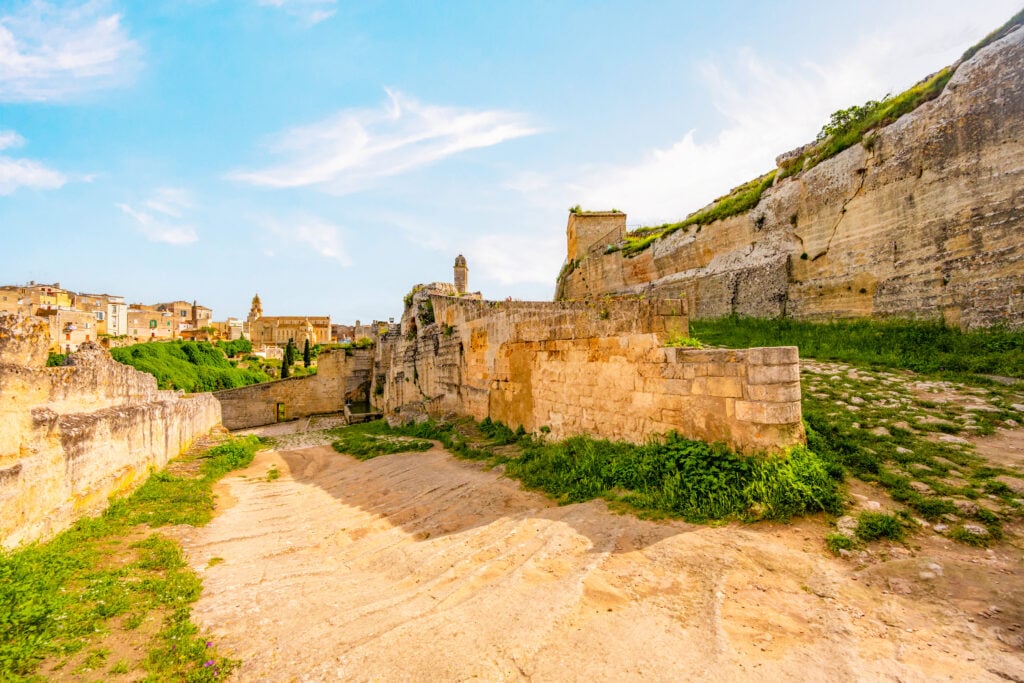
558,28,1024,329
0,315,221,548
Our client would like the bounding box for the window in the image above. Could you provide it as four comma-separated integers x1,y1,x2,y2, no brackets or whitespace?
95,311,105,321
149,320,157,329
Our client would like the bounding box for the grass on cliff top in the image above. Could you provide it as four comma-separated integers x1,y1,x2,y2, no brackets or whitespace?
620,171,777,257
689,316,1024,379
332,418,844,524
616,11,1024,258
0,436,260,681
111,340,271,392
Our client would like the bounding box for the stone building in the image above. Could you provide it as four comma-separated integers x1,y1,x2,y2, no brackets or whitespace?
244,294,331,349
74,293,128,337
127,307,176,341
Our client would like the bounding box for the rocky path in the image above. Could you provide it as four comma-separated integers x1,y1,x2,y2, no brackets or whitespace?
177,437,1024,682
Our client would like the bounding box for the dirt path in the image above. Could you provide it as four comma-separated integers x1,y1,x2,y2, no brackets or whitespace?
176,441,1024,682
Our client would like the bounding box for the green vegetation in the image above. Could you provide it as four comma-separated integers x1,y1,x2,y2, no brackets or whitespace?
45,353,66,367
215,337,252,358
112,340,271,391
0,436,260,681
613,11,1024,259
664,334,703,349
330,421,434,460
690,315,1023,545
854,511,905,542
959,9,1024,63
303,339,311,368
622,172,777,256
689,316,1024,378
825,532,857,555
332,418,843,524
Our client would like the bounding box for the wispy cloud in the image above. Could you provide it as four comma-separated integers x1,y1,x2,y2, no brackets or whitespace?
470,232,563,287
228,89,539,194
257,0,336,26
0,129,66,195
557,5,1019,226
261,214,352,266
118,188,197,245
0,0,141,102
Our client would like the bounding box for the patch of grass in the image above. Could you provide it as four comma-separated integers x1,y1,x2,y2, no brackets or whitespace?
690,316,1024,378
825,533,857,555
855,512,906,542
622,171,777,256
0,436,259,680
330,421,434,460
664,334,703,349
266,466,280,481
378,419,842,524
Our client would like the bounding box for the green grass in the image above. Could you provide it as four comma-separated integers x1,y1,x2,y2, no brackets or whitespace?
854,512,905,542
111,340,271,392
344,419,843,524
330,421,434,460
622,171,777,256
0,436,260,681
825,532,857,555
690,316,1024,378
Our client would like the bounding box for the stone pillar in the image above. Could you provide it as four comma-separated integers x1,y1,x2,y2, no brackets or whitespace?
454,254,468,294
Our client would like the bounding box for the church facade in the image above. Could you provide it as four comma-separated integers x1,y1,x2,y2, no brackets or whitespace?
244,294,331,349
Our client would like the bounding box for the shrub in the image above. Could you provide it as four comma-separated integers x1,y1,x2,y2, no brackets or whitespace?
825,533,856,555
111,341,271,391
855,512,905,542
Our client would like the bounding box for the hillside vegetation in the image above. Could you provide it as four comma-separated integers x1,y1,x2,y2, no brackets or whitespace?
617,10,1024,256
111,341,270,392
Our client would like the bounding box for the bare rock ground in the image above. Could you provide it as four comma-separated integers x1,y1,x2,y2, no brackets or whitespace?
177,435,1024,682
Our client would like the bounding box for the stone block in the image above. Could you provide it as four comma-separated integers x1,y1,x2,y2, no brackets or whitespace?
745,346,799,366
690,377,707,395
706,376,743,398
744,381,801,403
735,400,766,423
746,363,800,385
762,402,802,425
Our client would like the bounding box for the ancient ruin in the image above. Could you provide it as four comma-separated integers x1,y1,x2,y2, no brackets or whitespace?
0,315,220,547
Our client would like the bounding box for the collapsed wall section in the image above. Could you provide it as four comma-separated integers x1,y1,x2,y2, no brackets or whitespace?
214,348,373,429
0,315,221,548
375,294,803,454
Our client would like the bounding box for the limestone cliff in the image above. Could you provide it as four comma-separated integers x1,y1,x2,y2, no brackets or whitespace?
557,26,1024,329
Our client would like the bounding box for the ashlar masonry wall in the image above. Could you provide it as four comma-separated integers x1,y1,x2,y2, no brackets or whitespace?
0,316,220,548
376,293,803,454
214,348,373,429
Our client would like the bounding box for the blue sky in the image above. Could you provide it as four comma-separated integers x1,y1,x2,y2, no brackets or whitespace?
1,0,1019,323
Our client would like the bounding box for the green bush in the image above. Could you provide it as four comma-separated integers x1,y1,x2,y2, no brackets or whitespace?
216,338,252,358
45,353,66,367
825,533,856,555
855,512,905,542
112,341,271,391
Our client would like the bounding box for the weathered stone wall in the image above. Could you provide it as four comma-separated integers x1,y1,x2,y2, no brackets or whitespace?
0,315,221,548
374,293,803,453
558,29,1024,329
214,349,373,429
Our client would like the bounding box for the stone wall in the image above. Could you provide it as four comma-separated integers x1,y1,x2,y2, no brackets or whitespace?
557,28,1024,329
374,292,803,453
214,348,373,429
0,315,221,548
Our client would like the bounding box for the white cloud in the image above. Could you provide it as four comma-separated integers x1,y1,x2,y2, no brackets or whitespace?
0,0,142,102
559,4,1021,226
256,0,336,26
118,187,198,245
0,129,65,195
262,214,352,266
228,89,539,194
470,233,563,287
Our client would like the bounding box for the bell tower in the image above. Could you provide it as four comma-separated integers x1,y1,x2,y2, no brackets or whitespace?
454,254,468,294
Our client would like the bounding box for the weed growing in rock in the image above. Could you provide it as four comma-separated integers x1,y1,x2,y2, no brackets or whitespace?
854,512,905,542
825,533,857,555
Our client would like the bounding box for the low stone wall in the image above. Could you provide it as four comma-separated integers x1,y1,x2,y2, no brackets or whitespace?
215,349,373,430
376,293,804,453
0,315,221,548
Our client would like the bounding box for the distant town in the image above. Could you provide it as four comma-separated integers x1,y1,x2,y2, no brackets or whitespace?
0,281,384,354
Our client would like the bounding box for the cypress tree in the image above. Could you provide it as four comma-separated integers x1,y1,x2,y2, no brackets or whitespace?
303,339,311,368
